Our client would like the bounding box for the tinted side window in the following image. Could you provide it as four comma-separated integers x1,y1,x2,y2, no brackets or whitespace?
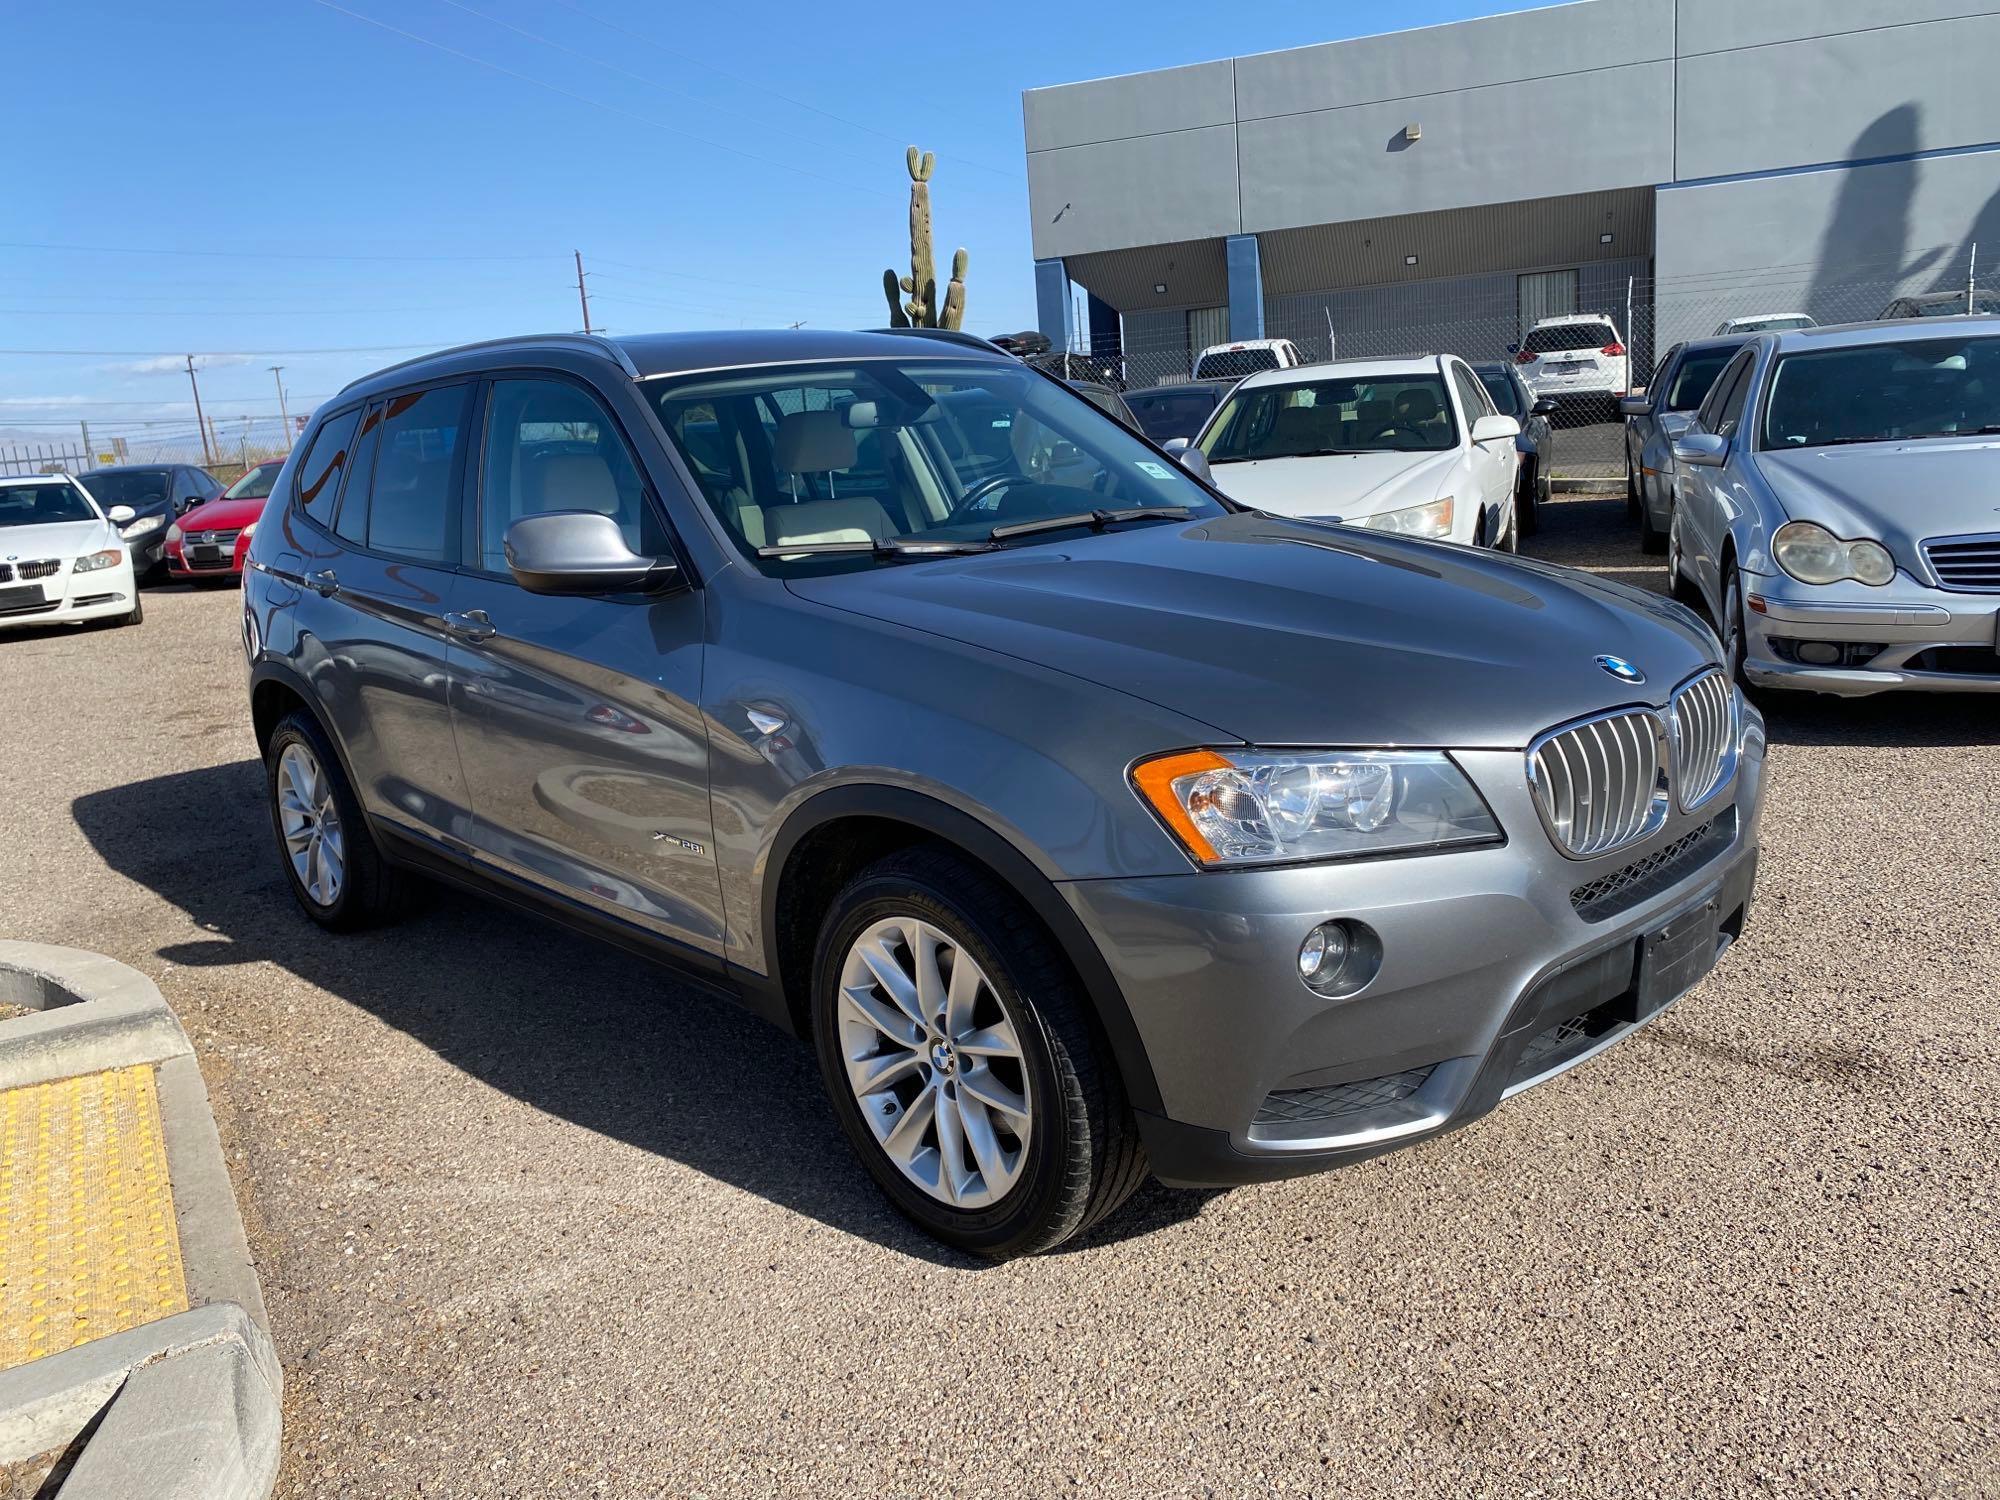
295,409,360,527
1451,364,1492,420
1695,352,1751,433
332,403,384,546
479,378,661,573
361,386,468,563
1712,355,1756,440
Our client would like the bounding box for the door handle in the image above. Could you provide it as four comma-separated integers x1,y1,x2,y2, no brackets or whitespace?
308,569,338,597
443,609,496,642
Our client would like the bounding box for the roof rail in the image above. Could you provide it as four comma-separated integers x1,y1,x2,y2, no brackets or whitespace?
334,332,639,395
864,327,1007,354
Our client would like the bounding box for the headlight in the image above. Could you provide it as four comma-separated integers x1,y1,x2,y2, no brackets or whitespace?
238,522,257,542
1132,748,1501,867
166,522,183,543
1772,521,1895,587
120,514,164,538
73,549,123,573
1355,495,1454,538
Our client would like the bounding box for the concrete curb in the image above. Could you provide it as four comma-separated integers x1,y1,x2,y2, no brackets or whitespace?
0,942,279,1498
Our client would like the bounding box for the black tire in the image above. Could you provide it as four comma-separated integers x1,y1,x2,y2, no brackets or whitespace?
264,710,413,931
120,593,143,627
1516,460,1539,537
810,847,1146,1258
1624,451,1641,518
1720,561,1748,688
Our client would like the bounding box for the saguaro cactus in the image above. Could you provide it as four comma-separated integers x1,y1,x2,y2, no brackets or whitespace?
881,146,968,330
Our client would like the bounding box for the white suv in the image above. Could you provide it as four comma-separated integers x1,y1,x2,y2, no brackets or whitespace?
1183,354,1524,549
1192,337,1303,382
1514,314,1629,414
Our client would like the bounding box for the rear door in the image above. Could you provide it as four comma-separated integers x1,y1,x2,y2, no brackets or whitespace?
445,371,724,958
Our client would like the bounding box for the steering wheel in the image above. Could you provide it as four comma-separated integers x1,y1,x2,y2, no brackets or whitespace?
1361,423,1411,444
944,472,1022,522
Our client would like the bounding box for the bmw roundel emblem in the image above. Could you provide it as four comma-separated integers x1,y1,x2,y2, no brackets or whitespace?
1595,654,1646,684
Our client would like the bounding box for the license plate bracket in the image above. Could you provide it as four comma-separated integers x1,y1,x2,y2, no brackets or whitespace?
0,583,47,611
190,545,222,563
1626,897,1722,1021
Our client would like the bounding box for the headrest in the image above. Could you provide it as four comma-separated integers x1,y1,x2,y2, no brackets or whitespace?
1358,398,1393,423
773,410,857,473
1396,388,1441,422
529,453,619,515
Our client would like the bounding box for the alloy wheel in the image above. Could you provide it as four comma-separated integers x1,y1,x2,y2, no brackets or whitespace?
835,916,1033,1209
277,741,345,908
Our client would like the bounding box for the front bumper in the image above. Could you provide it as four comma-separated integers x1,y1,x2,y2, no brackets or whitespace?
166,537,248,579
1059,716,1766,1187
0,560,137,630
1742,575,2000,695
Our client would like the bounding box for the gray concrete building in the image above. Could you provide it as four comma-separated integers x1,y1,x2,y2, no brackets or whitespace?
1022,1,2000,381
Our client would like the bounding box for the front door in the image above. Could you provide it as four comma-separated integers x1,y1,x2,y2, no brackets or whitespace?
446,374,724,956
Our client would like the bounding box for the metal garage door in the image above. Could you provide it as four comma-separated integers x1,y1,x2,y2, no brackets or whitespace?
1517,270,1578,337
1186,306,1228,359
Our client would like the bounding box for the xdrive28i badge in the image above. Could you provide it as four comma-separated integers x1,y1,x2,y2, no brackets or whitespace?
1595,654,1646,684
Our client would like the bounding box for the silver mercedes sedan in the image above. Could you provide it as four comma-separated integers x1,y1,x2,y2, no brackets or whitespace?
1669,316,2000,695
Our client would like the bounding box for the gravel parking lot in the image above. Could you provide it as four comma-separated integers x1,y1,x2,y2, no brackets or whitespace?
2,495,1995,1498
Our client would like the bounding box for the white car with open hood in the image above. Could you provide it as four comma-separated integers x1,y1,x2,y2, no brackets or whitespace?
0,474,142,632
1172,355,1524,549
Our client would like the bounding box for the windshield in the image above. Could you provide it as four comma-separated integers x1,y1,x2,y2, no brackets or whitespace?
1194,348,1279,380
1762,335,2000,448
0,482,97,527
641,358,1227,572
1124,387,1223,442
1199,374,1458,462
1664,349,1737,411
77,470,170,507
222,460,283,500
1476,372,1522,416
1524,322,1618,353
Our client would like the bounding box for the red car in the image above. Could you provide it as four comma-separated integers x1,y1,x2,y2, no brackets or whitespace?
166,459,285,582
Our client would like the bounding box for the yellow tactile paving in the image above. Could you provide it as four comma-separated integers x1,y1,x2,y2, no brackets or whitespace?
0,1065,188,1369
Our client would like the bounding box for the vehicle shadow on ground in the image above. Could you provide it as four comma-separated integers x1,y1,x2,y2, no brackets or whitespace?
72,762,1212,1266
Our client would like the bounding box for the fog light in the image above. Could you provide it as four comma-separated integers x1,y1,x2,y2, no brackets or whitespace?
1297,920,1382,998
1795,641,1841,666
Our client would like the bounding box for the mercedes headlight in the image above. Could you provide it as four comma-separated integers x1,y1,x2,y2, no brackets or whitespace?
1354,495,1454,538
1132,748,1500,867
121,514,164,538
73,548,122,573
1772,521,1894,586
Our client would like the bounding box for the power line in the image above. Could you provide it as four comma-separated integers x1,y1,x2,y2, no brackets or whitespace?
307,0,898,200
0,343,448,356
544,0,1019,179
0,238,558,264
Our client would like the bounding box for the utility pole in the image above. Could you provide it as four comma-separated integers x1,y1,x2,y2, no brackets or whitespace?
268,365,290,444
574,250,594,335
185,355,214,466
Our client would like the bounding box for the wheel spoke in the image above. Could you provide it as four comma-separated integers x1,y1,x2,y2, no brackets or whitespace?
955,1023,1022,1060
932,1087,966,1204
878,1083,936,1163
957,1094,1012,1191
959,1062,1028,1122
318,833,344,892
944,947,982,1038
840,984,922,1048
854,936,924,1027
845,1045,922,1096
911,926,948,1024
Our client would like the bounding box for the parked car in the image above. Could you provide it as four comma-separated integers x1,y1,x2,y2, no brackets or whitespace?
1065,379,1141,431
1470,361,1558,536
0,474,141,630
1876,290,2000,320
1122,381,1231,445
167,458,286,583
1617,337,1748,553
245,328,1763,1256
1669,316,2000,694
1193,337,1303,382
1513,314,1631,417
77,464,224,580
1712,314,1816,336
989,330,1051,357
1182,355,1524,549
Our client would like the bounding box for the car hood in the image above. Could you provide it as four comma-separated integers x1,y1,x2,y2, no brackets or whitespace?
0,518,120,559
785,511,1718,748
1205,449,1457,520
1755,438,2000,560
176,496,267,532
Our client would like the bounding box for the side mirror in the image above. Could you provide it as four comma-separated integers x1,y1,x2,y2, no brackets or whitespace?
1530,397,1558,416
1672,432,1730,468
106,504,136,525
504,511,680,596
1174,445,1213,484
1161,437,1191,454
1470,414,1520,443
1617,395,1651,417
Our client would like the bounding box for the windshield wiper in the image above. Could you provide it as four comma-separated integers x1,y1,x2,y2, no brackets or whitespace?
986,505,1194,541
754,536,996,560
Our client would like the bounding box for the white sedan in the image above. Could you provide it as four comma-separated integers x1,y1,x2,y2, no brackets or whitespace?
0,475,142,631
1175,354,1523,548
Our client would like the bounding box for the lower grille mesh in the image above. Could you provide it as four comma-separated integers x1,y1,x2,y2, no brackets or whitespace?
1569,809,1736,922
1254,1065,1437,1127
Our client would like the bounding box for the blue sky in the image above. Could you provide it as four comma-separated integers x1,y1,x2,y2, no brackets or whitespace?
2,0,1551,439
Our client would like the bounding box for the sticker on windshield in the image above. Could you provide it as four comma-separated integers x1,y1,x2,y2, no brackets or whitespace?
1135,460,1173,479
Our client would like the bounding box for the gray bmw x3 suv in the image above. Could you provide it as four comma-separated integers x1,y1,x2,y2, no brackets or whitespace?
242,328,1764,1256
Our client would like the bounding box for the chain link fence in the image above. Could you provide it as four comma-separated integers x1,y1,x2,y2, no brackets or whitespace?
0,416,299,487
1042,245,1999,479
